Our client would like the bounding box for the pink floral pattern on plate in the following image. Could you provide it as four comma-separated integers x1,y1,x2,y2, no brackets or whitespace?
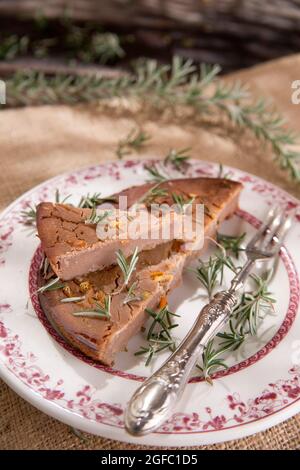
1,317,300,433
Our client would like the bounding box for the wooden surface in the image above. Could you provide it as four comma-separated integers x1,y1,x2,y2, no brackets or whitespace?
1,1,300,71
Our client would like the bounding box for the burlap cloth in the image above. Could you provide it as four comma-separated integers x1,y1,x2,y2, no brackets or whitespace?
1,55,300,450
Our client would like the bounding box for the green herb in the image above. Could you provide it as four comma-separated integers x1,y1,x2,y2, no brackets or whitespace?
116,247,139,286
116,128,151,159
135,305,180,365
197,339,229,383
123,281,141,305
138,183,168,205
21,205,37,227
60,296,85,303
193,253,236,300
144,164,168,182
172,193,195,213
37,277,65,293
217,321,246,351
195,261,275,380
197,322,246,383
78,192,117,209
55,189,72,204
78,32,124,64
234,274,275,335
164,148,191,171
85,207,112,225
73,295,111,319
6,57,299,181
0,34,29,60
218,163,232,180
217,232,246,259
21,189,71,228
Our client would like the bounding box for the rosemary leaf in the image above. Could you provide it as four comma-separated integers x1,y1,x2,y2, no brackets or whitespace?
37,277,65,293
135,305,180,365
137,183,168,205
217,232,246,259
60,296,85,303
55,189,72,204
73,295,111,319
78,192,117,209
116,128,151,159
85,207,112,225
164,147,191,171
172,193,195,213
116,247,139,286
144,164,168,183
21,205,37,227
123,281,142,305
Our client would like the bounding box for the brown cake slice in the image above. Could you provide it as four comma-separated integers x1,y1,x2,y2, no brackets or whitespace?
37,177,242,365
36,177,242,281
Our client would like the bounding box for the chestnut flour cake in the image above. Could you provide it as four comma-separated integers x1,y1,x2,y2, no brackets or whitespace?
37,177,242,365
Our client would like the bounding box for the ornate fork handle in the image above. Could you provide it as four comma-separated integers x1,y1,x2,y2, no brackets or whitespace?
125,290,238,436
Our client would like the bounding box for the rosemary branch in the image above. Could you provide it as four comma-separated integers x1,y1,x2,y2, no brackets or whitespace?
5,57,299,180
116,247,139,286
78,192,117,208
73,296,111,319
135,305,180,366
193,236,276,381
84,207,112,225
116,128,151,159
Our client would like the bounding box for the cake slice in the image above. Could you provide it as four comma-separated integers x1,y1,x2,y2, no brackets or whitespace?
36,177,241,280
37,177,242,365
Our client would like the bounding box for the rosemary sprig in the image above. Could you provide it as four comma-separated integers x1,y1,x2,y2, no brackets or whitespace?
144,164,168,183
116,128,151,159
37,277,65,293
145,147,192,183
21,205,37,227
193,252,236,300
78,192,117,209
217,232,246,259
55,189,72,204
164,147,191,171
217,163,233,180
6,57,299,180
60,296,85,303
0,34,29,60
123,281,142,305
197,320,246,383
73,295,111,319
79,32,124,64
197,339,229,383
85,207,112,225
196,265,275,380
216,320,246,351
135,305,180,365
234,274,275,335
20,188,72,227
116,247,139,286
137,183,168,205
172,193,195,213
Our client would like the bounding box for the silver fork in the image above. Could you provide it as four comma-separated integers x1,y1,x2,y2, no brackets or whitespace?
125,207,293,436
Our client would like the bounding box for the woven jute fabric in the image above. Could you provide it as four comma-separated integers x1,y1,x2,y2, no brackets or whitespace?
0,55,300,450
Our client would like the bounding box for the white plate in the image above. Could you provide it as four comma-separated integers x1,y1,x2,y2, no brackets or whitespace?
0,159,300,447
